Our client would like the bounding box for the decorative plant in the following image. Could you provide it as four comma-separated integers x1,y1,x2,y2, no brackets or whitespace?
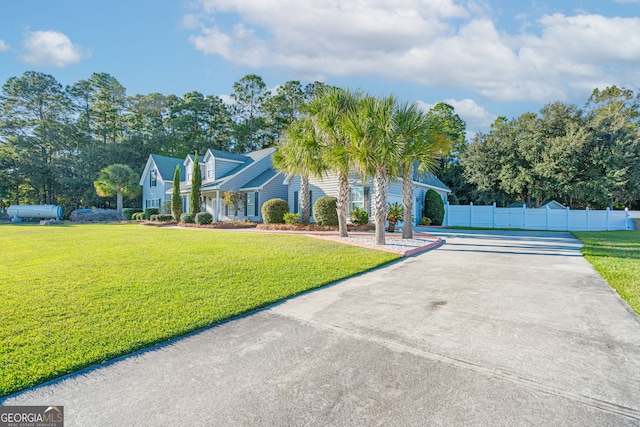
350,207,369,226
387,202,404,233
283,212,301,225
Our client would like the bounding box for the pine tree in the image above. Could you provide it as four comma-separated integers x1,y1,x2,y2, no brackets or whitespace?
190,153,202,214
172,165,182,220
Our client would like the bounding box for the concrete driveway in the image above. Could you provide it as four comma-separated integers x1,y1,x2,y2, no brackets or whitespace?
3,229,640,426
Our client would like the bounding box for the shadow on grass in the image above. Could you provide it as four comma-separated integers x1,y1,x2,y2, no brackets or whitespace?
575,231,640,260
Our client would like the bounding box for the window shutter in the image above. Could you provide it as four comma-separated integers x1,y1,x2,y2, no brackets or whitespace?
309,190,312,217
364,186,370,214
293,191,299,214
254,192,259,217
244,193,248,216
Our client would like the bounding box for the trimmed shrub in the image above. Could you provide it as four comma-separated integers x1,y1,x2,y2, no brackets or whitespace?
350,207,369,225
424,189,445,226
122,208,142,220
180,213,194,224
313,196,338,226
261,198,289,224
150,214,159,222
155,214,173,222
132,212,143,220
144,208,159,220
283,212,301,224
448,193,460,205
420,217,432,226
195,212,213,225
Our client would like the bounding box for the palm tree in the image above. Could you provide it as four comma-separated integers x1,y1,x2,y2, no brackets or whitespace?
394,102,450,238
306,87,361,237
273,117,325,224
343,94,399,245
94,164,139,217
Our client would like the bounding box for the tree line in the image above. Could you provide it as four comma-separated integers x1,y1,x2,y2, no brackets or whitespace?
445,86,640,209
0,71,326,212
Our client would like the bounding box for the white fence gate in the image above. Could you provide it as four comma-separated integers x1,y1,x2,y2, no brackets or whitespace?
444,202,637,231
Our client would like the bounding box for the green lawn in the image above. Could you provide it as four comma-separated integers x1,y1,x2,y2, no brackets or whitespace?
0,224,399,397
573,231,640,315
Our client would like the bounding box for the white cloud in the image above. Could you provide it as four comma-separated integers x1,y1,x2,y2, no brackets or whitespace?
20,30,89,67
0,40,9,52
186,1,640,103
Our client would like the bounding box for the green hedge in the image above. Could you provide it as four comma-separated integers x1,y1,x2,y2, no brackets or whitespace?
313,196,338,226
424,189,444,226
195,212,213,225
180,213,194,224
144,208,159,220
122,208,142,220
261,198,289,224
150,214,173,222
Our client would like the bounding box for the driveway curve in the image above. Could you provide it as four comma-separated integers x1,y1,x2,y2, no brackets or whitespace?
3,229,640,426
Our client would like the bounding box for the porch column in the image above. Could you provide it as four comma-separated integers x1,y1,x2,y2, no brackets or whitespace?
216,191,220,222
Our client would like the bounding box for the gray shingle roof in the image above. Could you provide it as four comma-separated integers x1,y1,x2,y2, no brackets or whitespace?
413,168,451,192
151,154,184,181
241,168,279,190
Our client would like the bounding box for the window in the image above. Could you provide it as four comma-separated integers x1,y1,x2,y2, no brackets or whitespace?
350,187,364,211
206,160,213,179
182,197,188,213
187,171,192,181
247,192,255,217
150,169,157,187
145,199,160,209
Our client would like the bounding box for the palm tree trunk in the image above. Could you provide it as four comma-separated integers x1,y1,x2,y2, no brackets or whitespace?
402,164,414,239
373,167,388,245
300,174,310,224
116,192,123,219
337,170,349,237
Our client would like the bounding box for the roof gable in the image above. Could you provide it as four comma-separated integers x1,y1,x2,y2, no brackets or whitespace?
413,167,450,192
241,168,281,190
151,154,184,181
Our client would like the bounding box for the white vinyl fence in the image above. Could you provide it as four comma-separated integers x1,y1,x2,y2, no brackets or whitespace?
444,202,638,231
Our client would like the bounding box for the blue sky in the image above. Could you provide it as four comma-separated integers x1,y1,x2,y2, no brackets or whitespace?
1,0,639,135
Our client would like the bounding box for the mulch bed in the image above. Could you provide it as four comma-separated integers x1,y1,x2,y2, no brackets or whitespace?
256,223,375,232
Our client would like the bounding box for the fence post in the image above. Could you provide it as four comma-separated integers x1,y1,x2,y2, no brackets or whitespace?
523,203,527,230
626,207,630,230
469,202,473,227
586,207,590,231
566,206,570,231
606,207,610,231
445,200,450,226
492,202,496,228
546,206,550,230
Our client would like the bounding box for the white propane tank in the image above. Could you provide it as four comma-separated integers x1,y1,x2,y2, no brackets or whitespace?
7,205,63,220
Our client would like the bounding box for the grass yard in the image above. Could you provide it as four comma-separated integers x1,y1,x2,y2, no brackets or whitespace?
573,231,640,315
0,224,399,397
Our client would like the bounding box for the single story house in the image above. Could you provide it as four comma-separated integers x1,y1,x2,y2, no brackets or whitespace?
140,149,450,225
139,147,287,222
